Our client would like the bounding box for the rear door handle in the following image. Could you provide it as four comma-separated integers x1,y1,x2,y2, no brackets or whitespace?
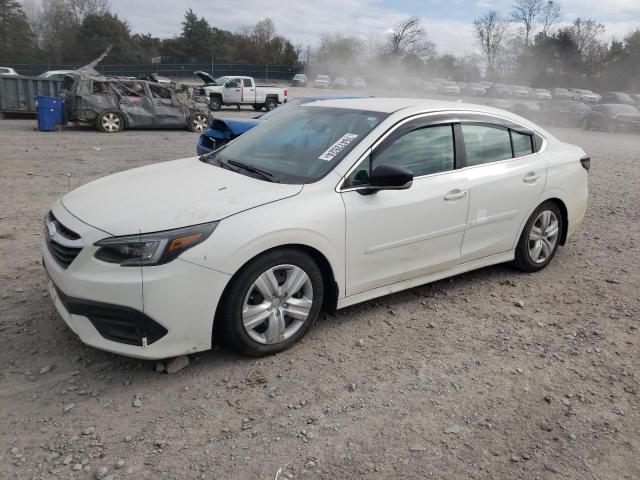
523,172,540,183
444,189,467,201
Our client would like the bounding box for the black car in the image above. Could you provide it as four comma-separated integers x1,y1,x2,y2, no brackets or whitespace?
581,103,640,133
600,92,635,105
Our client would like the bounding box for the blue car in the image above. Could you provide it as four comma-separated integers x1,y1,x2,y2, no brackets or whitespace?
196,96,367,155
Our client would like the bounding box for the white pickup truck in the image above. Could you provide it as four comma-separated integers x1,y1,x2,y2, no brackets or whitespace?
196,72,288,112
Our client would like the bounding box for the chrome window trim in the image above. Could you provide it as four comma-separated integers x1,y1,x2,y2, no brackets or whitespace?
336,109,548,193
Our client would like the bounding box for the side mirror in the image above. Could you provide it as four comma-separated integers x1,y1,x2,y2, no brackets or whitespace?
369,164,413,190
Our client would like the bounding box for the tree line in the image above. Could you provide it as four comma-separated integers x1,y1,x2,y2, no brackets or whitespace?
1,0,300,65
1,0,639,91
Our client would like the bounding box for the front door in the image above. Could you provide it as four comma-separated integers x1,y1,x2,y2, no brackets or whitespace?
149,82,185,128
341,122,469,296
224,78,243,104
114,81,154,128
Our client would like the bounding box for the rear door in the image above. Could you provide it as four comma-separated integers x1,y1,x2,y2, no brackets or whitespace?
459,120,547,261
242,78,256,103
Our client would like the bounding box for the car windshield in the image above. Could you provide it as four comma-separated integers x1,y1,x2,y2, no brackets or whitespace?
608,104,639,114
207,106,387,183
259,98,308,120
214,76,230,86
317,76,329,81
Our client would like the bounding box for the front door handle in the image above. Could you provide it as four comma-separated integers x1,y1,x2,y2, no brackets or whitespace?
523,172,540,183
444,189,467,201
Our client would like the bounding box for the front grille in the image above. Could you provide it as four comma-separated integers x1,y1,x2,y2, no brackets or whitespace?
44,212,82,268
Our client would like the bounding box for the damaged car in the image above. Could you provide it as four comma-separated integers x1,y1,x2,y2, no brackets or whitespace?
59,73,211,133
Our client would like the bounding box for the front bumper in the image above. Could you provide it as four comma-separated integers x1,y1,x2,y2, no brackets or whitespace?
43,201,231,359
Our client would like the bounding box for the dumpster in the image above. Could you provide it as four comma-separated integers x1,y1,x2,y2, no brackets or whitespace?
36,96,64,131
0,75,62,115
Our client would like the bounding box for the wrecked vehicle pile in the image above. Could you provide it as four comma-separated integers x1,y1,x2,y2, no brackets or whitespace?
59,73,211,133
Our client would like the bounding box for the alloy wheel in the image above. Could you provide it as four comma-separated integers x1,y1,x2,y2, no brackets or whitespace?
242,264,313,345
101,113,121,132
192,115,208,132
528,210,559,264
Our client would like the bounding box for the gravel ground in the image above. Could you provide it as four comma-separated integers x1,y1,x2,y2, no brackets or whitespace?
0,96,639,480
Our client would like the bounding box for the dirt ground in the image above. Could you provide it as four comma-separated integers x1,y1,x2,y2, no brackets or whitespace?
0,94,639,480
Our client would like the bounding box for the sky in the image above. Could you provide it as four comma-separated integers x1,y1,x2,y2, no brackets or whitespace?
96,0,640,56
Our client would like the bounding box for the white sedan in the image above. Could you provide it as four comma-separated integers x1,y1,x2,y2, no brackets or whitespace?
43,98,589,359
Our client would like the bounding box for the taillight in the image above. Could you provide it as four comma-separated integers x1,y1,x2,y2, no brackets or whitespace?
580,156,590,172
284,88,288,97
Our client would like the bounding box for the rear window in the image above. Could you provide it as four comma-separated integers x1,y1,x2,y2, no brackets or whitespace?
462,123,512,166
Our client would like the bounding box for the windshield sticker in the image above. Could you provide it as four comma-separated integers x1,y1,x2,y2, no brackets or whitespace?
318,133,358,161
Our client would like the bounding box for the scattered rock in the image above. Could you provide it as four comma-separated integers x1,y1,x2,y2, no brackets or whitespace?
94,465,108,479
114,459,125,469
348,383,357,392
355,338,365,348
132,396,143,408
166,355,189,374
63,455,73,465
304,460,316,469
540,421,553,432
510,455,521,463
83,426,95,436
443,424,461,434
409,445,428,452
514,300,525,308
63,403,75,413
39,365,53,375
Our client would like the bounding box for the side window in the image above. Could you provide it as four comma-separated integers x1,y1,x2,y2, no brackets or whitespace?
243,78,252,87
510,129,533,157
372,125,455,177
91,81,108,95
461,123,512,166
344,124,454,188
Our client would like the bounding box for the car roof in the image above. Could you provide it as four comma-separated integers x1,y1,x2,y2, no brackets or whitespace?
303,97,512,114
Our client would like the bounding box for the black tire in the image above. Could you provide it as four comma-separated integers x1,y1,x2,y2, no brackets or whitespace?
264,98,278,111
253,104,264,111
209,95,222,111
96,110,124,133
188,113,209,133
218,248,324,357
512,201,563,273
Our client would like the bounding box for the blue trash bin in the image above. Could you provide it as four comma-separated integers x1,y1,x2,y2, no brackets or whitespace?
35,96,64,132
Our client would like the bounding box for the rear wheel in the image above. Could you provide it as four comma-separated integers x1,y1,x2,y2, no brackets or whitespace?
264,98,278,111
512,201,562,272
218,249,324,357
96,111,124,133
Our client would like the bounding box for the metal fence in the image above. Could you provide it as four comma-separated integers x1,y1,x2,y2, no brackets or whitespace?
8,63,304,81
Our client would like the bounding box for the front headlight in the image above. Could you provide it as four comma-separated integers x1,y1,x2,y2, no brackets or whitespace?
94,222,218,266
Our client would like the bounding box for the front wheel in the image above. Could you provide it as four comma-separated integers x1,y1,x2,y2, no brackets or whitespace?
189,113,209,133
253,104,264,111
512,201,563,272
209,95,221,111
218,249,324,356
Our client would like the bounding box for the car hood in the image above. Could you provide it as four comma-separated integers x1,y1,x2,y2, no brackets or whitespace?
61,157,302,236
204,117,262,140
195,70,216,85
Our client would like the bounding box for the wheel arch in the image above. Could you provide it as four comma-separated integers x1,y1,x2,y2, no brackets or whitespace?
514,195,570,249
212,243,339,341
